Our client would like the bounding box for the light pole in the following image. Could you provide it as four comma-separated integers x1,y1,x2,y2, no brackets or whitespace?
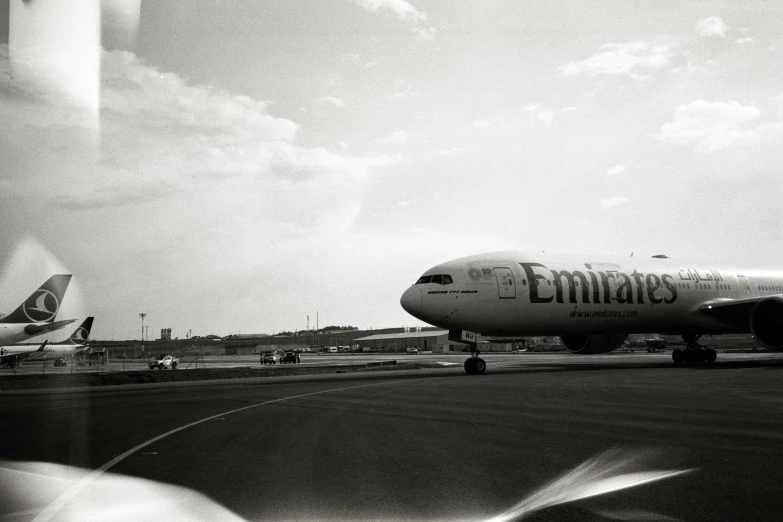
139,313,147,358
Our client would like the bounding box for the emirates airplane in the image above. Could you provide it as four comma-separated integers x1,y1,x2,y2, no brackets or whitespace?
400,251,783,374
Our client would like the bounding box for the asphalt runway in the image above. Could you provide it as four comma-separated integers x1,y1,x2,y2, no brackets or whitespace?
1,355,782,521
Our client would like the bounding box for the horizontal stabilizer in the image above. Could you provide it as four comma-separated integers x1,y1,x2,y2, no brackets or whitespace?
24,319,77,337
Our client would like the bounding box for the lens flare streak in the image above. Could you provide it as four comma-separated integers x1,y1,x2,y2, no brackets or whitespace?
484,449,695,522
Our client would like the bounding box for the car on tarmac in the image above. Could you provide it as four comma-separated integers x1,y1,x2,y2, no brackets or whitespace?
280,351,300,364
261,352,279,365
149,355,178,370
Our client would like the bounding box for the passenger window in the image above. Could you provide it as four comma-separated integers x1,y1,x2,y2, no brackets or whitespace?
416,275,432,284
431,274,443,285
442,275,453,285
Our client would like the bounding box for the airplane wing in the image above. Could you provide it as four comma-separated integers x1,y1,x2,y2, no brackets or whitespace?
23,319,77,337
698,297,768,329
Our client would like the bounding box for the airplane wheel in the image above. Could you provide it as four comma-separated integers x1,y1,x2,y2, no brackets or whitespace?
474,358,486,374
672,350,684,364
705,349,717,363
464,358,476,374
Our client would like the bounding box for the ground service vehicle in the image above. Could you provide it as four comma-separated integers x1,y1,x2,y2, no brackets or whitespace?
280,351,300,364
149,355,178,370
261,353,278,364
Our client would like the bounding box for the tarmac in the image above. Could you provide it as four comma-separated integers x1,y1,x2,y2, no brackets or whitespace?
1,352,782,521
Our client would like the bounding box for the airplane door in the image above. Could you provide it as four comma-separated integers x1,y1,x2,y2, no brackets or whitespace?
494,267,516,299
607,271,621,300
737,275,752,298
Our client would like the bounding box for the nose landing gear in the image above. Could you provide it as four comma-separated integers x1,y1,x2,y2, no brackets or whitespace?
671,334,717,364
464,349,486,375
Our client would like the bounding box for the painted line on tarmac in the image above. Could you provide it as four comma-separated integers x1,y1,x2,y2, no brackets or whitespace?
32,380,403,522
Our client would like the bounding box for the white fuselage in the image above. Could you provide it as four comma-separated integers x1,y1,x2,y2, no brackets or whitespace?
400,251,783,337
0,324,42,346
0,343,87,361
0,320,76,346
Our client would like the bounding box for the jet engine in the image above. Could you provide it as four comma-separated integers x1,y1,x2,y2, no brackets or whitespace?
750,296,783,350
560,334,628,354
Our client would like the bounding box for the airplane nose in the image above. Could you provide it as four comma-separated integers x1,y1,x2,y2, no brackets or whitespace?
400,286,422,317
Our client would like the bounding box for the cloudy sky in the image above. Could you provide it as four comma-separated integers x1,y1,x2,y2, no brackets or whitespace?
1,1,782,340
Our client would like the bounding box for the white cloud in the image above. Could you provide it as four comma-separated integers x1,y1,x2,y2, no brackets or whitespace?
313,95,345,108
417,26,437,41
560,41,672,79
381,130,407,145
670,60,714,78
434,147,465,157
387,90,416,101
657,99,783,153
472,120,493,129
606,164,627,176
697,16,727,38
523,104,554,126
365,60,377,68
537,111,553,126
101,52,298,142
600,196,630,210
396,200,412,207
2,47,402,256
386,80,417,101
353,0,426,22
735,37,753,45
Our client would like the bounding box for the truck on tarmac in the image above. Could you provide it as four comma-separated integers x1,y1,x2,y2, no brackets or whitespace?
149,354,178,370
280,351,300,364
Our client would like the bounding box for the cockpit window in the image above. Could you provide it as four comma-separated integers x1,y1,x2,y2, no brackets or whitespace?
415,274,453,285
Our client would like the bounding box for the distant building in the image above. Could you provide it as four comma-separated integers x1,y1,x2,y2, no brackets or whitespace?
161,328,172,341
353,330,513,353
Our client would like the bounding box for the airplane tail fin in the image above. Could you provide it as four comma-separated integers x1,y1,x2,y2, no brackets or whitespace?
0,275,72,324
67,317,94,345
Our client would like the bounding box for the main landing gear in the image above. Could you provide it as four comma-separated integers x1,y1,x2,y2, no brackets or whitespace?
671,334,717,364
464,348,486,375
